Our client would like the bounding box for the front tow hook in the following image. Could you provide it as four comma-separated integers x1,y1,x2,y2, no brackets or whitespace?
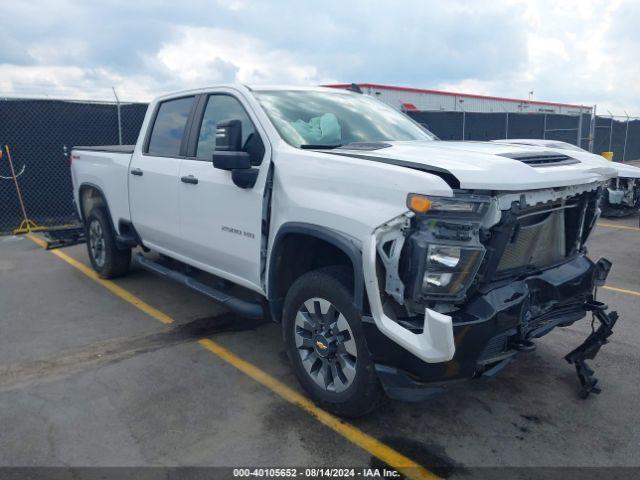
564,299,618,399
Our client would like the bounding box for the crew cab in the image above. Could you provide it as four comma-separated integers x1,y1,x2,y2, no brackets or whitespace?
71,85,620,416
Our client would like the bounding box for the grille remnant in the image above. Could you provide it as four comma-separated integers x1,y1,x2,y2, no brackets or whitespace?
498,209,567,272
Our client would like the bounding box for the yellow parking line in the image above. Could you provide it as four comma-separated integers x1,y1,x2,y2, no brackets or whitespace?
24,233,439,480
198,339,436,480
603,285,640,297
26,234,174,325
597,222,640,232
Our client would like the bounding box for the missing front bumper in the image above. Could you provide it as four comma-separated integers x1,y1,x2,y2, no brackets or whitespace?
365,255,619,401
565,298,618,399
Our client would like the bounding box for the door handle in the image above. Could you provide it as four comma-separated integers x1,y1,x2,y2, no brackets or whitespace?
130,168,143,176
180,175,199,185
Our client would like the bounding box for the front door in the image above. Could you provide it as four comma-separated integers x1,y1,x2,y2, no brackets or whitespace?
178,92,269,291
129,95,195,255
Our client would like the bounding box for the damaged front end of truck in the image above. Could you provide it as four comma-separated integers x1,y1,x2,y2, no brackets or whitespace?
363,182,619,401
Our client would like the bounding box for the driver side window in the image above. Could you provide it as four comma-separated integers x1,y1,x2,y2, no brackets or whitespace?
196,95,261,162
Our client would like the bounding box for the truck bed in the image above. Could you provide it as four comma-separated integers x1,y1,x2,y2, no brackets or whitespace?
71,146,135,228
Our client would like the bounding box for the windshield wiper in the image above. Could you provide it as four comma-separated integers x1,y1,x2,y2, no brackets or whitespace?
299,144,343,150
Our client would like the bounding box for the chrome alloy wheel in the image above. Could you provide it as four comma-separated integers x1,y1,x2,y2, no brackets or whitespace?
294,298,358,393
88,219,106,268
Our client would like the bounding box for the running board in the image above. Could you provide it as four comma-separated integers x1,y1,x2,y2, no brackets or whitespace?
136,254,263,320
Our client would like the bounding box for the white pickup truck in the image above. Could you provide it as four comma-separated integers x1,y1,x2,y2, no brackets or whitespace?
71,85,620,416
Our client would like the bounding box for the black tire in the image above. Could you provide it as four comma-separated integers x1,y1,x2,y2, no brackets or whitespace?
283,266,384,417
85,207,131,278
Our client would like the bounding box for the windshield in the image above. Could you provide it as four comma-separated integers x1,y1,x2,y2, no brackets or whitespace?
254,90,435,148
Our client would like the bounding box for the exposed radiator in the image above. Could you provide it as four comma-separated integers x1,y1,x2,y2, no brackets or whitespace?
498,209,566,271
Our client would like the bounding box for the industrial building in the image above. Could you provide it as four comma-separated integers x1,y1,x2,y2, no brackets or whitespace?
327,83,592,115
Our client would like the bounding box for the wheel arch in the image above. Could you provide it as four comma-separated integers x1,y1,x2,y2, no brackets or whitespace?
267,222,365,323
78,183,117,231
79,183,143,247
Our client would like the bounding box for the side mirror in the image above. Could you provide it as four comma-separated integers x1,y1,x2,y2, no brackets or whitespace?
212,151,250,171
213,119,250,170
212,119,259,189
215,119,243,151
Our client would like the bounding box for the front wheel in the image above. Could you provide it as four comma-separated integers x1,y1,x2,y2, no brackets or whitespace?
85,207,131,278
282,266,383,417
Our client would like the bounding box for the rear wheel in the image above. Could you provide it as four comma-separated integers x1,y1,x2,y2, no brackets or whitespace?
283,266,383,417
85,207,131,278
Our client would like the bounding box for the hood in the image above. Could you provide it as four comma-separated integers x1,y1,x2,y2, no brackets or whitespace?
492,139,640,180
336,140,617,190
549,150,640,179
611,162,640,179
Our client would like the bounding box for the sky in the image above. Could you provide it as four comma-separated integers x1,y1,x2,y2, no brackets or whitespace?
0,0,638,115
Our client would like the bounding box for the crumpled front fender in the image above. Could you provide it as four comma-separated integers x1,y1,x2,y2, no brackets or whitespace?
362,215,456,363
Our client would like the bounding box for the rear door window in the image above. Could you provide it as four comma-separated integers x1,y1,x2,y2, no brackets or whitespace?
147,96,195,156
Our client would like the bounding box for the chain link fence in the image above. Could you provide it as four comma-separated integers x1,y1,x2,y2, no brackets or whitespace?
0,98,147,235
1,96,639,236
406,109,640,160
592,115,640,162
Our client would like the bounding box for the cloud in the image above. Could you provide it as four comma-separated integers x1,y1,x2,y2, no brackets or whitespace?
0,64,160,101
0,0,638,115
430,0,639,114
27,39,89,65
155,26,328,86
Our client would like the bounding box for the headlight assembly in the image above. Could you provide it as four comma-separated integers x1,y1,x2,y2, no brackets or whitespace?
402,193,490,303
407,193,487,215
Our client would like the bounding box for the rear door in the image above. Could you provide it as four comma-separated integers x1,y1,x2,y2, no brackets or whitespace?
177,91,270,290
129,96,196,254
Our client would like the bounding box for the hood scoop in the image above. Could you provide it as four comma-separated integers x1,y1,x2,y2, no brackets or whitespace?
499,151,580,167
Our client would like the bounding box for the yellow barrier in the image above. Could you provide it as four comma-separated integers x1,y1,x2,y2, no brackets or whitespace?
601,151,614,161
